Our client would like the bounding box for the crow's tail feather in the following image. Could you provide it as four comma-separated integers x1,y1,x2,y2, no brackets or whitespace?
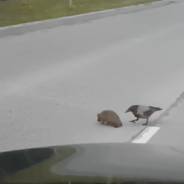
149,106,162,111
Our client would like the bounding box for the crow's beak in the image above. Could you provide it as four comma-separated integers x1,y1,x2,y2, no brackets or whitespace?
125,109,130,113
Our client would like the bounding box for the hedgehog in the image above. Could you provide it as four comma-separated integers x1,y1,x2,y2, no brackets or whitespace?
97,110,123,128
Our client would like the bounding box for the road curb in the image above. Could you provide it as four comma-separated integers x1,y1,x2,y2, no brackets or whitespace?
0,0,177,38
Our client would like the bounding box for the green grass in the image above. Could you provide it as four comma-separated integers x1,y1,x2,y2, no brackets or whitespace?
0,0,161,27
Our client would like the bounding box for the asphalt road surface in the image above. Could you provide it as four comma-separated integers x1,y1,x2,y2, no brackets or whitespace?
0,1,184,152
148,92,184,147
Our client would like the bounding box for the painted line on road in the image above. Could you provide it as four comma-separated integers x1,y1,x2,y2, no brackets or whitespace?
132,126,160,143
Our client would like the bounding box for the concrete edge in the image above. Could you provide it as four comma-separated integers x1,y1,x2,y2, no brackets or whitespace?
130,89,184,143
131,89,184,144
0,0,176,38
153,90,184,125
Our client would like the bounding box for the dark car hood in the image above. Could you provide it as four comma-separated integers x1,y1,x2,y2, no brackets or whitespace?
0,142,184,183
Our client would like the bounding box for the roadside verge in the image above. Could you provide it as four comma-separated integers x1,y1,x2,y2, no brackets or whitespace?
0,0,175,38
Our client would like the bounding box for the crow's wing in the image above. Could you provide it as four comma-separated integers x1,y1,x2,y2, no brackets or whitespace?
137,105,150,115
143,109,155,117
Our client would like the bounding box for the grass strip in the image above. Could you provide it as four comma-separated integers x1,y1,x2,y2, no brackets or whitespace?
0,0,161,27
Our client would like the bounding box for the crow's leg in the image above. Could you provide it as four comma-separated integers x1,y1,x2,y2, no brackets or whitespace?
130,118,139,123
143,118,149,126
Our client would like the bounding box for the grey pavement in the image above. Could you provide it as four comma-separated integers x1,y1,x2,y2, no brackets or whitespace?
0,1,184,152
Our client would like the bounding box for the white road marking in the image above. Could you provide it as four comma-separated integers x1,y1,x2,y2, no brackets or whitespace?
132,126,160,143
